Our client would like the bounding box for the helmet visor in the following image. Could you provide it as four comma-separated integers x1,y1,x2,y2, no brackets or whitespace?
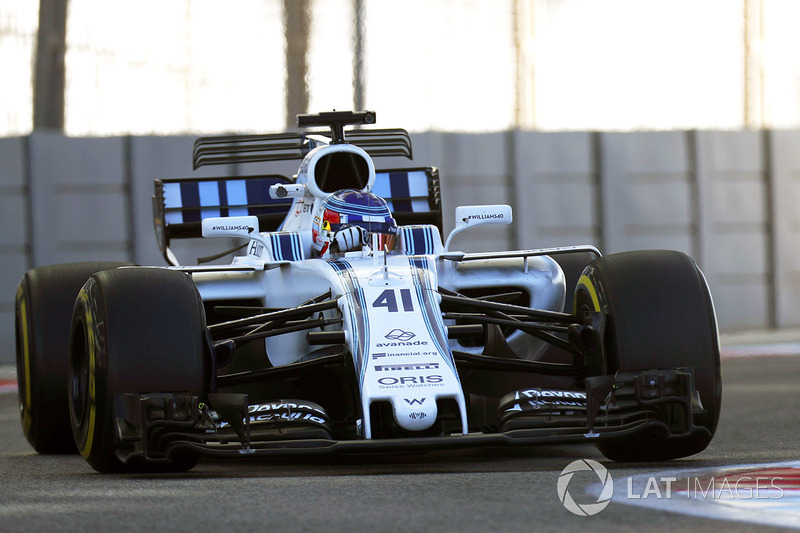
374,233,397,252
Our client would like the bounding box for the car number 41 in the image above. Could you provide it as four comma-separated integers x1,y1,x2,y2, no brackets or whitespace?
372,289,414,312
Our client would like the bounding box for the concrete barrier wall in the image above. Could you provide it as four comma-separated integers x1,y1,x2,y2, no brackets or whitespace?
599,132,696,256
28,133,131,266
513,131,598,250
435,132,513,252
0,137,28,367
770,131,800,327
1,129,798,363
695,131,770,330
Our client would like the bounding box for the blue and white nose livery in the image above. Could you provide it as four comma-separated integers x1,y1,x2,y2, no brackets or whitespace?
327,254,468,438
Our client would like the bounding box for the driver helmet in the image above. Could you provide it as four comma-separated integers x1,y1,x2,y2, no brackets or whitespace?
311,189,398,255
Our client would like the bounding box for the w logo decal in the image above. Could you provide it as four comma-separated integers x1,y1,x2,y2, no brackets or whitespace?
404,398,426,405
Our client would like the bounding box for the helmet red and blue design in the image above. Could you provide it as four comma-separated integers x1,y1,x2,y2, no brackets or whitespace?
312,189,398,255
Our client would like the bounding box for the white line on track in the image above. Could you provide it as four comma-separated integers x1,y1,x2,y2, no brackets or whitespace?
722,343,800,359
600,460,800,529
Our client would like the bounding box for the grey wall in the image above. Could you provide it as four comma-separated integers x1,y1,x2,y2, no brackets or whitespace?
771,131,800,328
2,129,798,363
0,137,28,367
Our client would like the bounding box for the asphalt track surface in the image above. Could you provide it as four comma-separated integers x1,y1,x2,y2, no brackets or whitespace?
0,336,798,532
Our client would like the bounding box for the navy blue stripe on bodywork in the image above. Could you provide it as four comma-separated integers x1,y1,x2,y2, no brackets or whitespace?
281,233,299,261
421,227,433,253
413,226,432,255
278,234,290,261
401,227,415,255
269,234,278,260
328,260,369,384
402,226,435,256
389,172,412,212
217,180,229,217
270,233,303,261
180,181,201,222
245,179,270,216
408,256,457,374
269,234,282,261
288,233,302,260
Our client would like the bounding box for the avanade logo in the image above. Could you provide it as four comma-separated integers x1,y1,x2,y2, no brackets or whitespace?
384,329,415,341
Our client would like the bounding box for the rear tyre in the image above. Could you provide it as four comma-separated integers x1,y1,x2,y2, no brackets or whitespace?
574,250,721,461
15,262,131,453
69,268,209,473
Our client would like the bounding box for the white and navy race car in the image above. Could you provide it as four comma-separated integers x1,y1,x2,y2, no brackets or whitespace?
15,111,721,473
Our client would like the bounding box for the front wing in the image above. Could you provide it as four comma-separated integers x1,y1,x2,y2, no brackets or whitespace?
112,363,710,464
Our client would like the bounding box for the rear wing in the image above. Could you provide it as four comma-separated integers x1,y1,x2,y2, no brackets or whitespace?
192,128,412,169
153,167,441,265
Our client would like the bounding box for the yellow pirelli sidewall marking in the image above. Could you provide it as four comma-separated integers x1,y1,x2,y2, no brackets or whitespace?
19,287,32,432
577,274,601,312
78,289,97,459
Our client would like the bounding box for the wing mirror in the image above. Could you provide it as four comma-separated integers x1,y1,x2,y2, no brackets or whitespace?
202,216,271,260
202,216,261,239
269,183,307,200
201,215,270,253
444,205,513,252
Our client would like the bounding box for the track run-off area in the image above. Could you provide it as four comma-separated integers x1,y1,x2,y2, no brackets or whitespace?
0,330,798,532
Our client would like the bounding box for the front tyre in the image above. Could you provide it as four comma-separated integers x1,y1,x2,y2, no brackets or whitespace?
69,268,210,473
574,250,722,461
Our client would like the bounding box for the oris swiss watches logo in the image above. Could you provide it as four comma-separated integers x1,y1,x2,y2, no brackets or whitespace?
557,459,614,516
384,329,415,342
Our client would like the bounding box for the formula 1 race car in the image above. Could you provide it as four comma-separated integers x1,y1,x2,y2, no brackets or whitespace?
15,111,722,473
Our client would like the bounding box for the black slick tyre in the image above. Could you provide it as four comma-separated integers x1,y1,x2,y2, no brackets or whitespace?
69,268,209,473
574,250,721,461
15,262,131,453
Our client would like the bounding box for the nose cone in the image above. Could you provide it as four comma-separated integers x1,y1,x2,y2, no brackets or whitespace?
393,397,438,432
